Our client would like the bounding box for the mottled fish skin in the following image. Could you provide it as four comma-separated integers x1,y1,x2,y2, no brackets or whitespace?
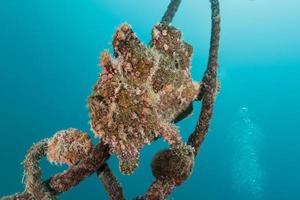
88,23,201,174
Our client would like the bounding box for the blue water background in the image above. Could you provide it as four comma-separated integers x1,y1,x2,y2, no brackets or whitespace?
0,0,299,199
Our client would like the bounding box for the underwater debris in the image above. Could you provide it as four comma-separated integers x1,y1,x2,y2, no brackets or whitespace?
88,23,200,174
47,128,93,166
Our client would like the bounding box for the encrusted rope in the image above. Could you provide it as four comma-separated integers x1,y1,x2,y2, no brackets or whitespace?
188,0,221,155
161,0,182,25
97,164,125,200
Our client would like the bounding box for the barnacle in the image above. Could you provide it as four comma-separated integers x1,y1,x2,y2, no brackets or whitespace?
47,128,93,165
88,23,200,174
